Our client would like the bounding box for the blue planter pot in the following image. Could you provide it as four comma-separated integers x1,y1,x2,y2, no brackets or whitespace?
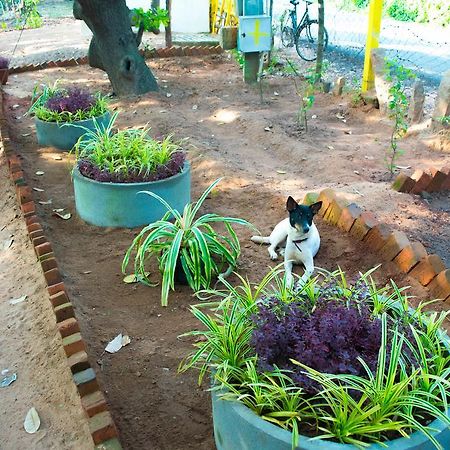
212,390,450,450
73,161,191,228
35,111,110,150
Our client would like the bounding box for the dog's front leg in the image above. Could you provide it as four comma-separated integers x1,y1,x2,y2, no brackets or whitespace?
299,252,314,284
284,259,294,287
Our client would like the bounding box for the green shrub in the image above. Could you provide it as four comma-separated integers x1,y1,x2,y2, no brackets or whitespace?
387,0,419,22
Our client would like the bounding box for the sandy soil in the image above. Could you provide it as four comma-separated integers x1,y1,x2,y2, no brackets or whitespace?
1,54,449,449
0,157,93,448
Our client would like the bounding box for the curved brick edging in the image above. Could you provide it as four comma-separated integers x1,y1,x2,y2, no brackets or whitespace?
0,90,122,450
393,166,450,194
9,45,224,74
302,189,450,302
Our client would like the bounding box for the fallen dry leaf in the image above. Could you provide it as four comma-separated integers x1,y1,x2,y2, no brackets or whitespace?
53,212,71,220
9,295,27,305
24,408,40,434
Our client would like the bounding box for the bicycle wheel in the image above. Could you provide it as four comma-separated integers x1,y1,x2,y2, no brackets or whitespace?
280,10,295,48
295,20,329,61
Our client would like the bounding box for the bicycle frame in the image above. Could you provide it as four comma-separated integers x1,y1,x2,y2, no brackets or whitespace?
288,2,310,34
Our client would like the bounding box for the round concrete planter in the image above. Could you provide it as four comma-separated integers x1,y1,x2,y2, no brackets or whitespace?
35,111,111,150
212,390,450,450
73,161,191,228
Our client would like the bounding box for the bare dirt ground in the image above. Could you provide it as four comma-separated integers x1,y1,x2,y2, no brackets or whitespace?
0,158,93,449
2,54,449,449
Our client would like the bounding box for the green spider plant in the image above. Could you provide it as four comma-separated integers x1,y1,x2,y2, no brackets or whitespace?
73,112,183,180
122,178,257,306
179,267,450,450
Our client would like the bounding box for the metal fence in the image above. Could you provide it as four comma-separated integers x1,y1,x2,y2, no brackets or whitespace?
273,0,449,87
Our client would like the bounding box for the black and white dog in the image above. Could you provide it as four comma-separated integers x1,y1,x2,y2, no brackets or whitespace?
251,196,322,285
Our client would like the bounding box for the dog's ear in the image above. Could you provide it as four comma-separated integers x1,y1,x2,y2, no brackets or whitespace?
286,196,298,212
310,201,322,215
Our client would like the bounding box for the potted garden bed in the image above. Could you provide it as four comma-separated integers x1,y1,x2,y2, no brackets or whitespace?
28,83,110,150
180,267,450,450
72,112,190,228
0,56,9,85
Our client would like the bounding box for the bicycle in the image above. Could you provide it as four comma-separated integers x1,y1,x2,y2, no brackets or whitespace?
280,0,329,62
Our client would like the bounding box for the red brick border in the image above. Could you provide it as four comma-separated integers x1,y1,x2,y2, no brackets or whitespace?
303,189,450,302
9,45,223,74
393,166,450,194
0,88,122,450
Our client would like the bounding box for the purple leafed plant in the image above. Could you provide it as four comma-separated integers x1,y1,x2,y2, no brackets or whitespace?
78,151,186,183
251,298,382,392
0,57,9,69
46,88,95,114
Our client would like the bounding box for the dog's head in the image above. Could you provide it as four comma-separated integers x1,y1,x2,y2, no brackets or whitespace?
286,196,322,235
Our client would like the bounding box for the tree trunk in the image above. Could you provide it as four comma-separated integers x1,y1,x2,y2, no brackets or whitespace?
315,0,325,81
165,0,172,47
74,0,158,96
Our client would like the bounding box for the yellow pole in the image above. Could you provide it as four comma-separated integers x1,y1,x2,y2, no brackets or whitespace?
362,0,383,92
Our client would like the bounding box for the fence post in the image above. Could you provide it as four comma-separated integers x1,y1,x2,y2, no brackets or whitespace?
362,0,383,92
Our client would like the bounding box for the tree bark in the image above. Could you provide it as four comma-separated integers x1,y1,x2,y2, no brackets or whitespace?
74,0,158,96
315,0,325,81
165,0,172,47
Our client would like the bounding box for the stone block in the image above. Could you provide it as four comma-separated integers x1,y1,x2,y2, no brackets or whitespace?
409,254,446,286
333,77,345,96
432,69,450,130
67,350,90,374
408,80,425,124
44,267,62,287
393,241,427,273
392,173,415,193
89,412,118,445
62,332,86,357
73,368,99,397
58,317,80,339
21,201,36,218
337,203,363,232
82,391,108,418
410,169,432,194
220,26,238,50
429,270,450,301
427,168,447,192
302,192,319,206
54,302,75,323
50,290,69,308
317,189,336,217
379,230,410,261
349,211,379,240
364,223,393,252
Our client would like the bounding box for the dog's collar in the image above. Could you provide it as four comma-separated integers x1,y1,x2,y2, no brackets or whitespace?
293,237,308,252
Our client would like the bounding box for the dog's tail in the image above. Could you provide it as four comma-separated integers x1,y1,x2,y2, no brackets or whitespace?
251,236,270,245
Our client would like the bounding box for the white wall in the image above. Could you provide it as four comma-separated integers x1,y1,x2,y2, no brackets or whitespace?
171,0,210,33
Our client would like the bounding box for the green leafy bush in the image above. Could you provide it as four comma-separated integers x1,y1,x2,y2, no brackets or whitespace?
123,179,257,306
180,267,450,449
130,7,169,32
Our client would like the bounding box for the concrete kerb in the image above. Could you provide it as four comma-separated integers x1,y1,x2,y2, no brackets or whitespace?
0,87,122,450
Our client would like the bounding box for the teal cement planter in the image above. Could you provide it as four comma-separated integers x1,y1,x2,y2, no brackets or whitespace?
73,161,191,228
35,111,111,150
212,390,450,450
